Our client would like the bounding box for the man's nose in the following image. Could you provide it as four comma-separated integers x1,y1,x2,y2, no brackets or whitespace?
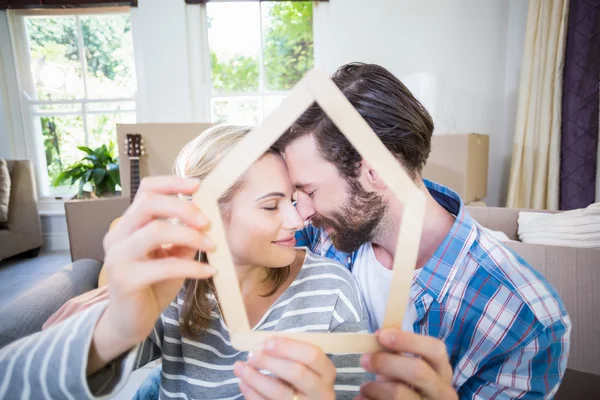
295,193,316,221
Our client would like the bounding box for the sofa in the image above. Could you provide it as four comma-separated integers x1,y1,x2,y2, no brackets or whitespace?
0,159,43,261
2,205,597,398
467,206,600,399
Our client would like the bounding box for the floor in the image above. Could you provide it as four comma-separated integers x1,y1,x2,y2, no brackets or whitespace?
0,250,155,399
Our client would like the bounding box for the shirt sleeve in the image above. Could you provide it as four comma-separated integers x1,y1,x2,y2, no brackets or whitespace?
458,319,571,400
0,300,165,399
295,225,319,251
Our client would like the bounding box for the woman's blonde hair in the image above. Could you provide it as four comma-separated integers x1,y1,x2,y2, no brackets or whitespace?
175,124,290,338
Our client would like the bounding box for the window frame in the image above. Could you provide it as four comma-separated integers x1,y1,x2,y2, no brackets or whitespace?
205,1,315,125
7,6,137,200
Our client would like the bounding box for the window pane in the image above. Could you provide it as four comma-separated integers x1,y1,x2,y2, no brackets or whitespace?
81,14,137,99
208,2,260,93
40,116,85,188
262,2,314,91
88,111,136,152
25,16,84,101
211,98,259,126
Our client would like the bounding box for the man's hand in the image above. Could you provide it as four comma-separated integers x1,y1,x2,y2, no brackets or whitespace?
234,337,336,400
42,286,109,330
357,329,457,400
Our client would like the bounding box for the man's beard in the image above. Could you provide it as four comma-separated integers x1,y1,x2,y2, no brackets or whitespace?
311,178,387,253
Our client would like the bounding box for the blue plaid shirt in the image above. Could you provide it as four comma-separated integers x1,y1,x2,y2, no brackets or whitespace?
296,180,571,399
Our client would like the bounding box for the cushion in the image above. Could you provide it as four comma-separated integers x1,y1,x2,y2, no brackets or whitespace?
0,158,10,224
518,203,600,248
482,227,512,242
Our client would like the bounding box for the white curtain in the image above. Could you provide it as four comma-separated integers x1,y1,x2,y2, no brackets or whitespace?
506,0,569,210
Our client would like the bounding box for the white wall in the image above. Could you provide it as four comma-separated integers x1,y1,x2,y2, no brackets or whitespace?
130,0,195,123
314,0,528,206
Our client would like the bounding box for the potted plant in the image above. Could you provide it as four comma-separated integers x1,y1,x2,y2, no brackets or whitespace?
58,142,129,261
53,143,121,198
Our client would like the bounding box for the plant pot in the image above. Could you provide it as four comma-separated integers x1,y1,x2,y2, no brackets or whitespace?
64,191,129,262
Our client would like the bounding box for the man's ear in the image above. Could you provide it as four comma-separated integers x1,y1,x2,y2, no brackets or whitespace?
361,160,388,190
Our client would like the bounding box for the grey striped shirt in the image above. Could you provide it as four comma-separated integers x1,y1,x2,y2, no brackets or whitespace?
0,249,371,399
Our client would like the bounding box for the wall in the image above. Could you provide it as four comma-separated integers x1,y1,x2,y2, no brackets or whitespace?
130,0,199,123
314,0,528,206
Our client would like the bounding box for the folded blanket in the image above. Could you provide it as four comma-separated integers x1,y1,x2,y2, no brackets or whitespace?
518,203,600,248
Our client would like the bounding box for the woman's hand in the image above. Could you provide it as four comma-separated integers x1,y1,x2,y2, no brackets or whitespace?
233,337,336,400
88,176,216,375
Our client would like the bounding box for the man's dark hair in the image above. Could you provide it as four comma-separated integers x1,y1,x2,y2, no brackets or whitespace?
276,62,434,180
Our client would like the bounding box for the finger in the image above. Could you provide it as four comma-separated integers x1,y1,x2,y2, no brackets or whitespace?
377,329,453,382
238,380,267,400
247,351,325,397
360,380,420,400
261,337,336,384
136,175,200,196
109,220,213,263
361,352,440,398
111,258,215,292
109,193,209,246
234,362,293,400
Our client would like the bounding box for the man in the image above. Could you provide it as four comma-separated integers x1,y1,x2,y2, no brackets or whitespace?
266,62,570,399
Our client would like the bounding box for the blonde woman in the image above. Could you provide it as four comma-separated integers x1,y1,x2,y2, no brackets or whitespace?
0,125,370,400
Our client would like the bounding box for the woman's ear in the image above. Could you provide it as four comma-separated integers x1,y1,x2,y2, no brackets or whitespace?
361,160,388,190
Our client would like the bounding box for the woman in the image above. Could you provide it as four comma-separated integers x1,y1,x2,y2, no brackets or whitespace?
0,125,370,400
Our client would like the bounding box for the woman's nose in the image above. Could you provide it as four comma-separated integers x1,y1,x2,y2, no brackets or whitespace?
283,204,304,231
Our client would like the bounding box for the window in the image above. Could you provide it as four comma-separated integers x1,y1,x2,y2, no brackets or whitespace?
207,1,314,126
12,9,137,197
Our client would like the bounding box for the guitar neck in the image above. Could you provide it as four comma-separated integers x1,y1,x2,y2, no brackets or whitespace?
130,158,140,203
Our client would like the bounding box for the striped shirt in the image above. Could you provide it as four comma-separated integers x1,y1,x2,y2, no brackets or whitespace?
0,249,371,399
296,179,572,399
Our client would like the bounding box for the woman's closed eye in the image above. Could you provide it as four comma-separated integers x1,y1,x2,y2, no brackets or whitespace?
262,203,278,211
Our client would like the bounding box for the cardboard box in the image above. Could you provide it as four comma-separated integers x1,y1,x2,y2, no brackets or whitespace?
65,195,129,262
423,133,489,204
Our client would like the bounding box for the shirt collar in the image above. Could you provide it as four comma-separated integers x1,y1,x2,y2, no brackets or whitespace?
415,179,477,303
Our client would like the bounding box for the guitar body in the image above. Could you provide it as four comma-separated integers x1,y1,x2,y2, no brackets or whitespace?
98,134,143,287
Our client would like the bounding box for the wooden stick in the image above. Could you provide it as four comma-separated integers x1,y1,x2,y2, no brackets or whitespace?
192,68,425,353
231,332,383,354
383,190,426,328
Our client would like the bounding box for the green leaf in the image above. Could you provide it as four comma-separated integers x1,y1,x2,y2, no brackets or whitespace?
77,146,95,156
92,167,106,186
83,154,100,166
107,162,120,186
78,178,86,198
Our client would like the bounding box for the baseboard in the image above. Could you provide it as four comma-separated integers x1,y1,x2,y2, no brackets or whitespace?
40,214,70,251
42,232,70,251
